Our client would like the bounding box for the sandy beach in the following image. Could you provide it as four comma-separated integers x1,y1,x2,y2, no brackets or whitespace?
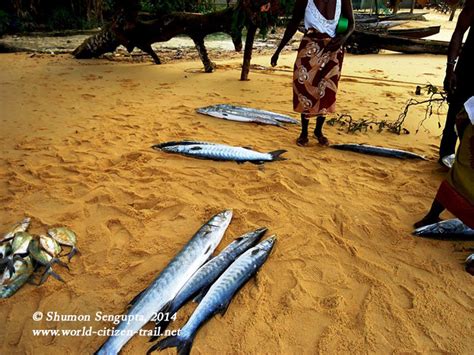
1,11,473,354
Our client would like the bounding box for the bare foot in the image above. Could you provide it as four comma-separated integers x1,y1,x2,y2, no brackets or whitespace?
414,215,442,229
296,135,309,146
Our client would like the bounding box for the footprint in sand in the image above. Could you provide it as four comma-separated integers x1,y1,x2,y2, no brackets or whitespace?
106,219,132,247
81,93,96,100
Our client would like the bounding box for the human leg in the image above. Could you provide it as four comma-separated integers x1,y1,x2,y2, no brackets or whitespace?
314,115,329,146
439,99,463,160
414,199,445,228
296,114,310,146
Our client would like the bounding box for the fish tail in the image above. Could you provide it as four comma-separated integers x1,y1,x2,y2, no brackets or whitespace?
148,335,193,355
67,247,79,262
1,258,15,276
40,266,65,285
148,318,172,342
51,257,70,270
268,150,287,161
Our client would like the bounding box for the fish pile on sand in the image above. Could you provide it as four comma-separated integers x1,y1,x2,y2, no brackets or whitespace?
96,210,276,355
0,218,78,298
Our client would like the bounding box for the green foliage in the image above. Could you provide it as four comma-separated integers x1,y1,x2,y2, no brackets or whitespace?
140,0,215,14
0,0,298,33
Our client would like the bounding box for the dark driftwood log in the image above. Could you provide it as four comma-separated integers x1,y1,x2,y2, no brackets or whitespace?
72,8,243,73
347,30,449,55
72,23,121,58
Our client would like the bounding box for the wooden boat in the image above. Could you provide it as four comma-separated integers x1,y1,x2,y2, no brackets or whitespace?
387,25,441,39
347,30,449,55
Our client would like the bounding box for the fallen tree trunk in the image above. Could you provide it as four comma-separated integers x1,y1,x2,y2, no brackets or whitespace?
72,8,243,73
72,23,121,59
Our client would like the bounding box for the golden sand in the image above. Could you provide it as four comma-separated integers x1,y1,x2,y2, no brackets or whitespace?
0,38,473,353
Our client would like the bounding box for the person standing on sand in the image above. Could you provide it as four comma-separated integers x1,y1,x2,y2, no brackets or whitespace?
415,96,474,231
439,0,474,165
271,0,354,146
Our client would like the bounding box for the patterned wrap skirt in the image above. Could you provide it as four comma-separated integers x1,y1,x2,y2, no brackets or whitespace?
293,31,344,116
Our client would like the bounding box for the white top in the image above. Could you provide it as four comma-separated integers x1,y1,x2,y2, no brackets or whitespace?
464,96,474,125
304,0,341,38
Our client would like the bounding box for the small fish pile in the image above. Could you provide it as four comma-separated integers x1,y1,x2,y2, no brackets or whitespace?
331,143,426,160
197,104,300,127
0,218,79,298
96,210,276,355
153,141,287,164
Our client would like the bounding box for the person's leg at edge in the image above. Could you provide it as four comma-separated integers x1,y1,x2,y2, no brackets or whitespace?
439,99,462,161
315,115,329,146
296,114,310,146
414,199,445,228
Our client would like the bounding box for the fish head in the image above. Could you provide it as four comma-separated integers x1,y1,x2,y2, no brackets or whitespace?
248,236,276,264
1,217,31,243
230,227,268,253
210,210,233,229
12,232,33,254
200,210,233,253
48,227,77,246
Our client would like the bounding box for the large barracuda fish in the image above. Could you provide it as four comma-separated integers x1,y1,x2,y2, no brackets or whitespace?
153,141,287,164
150,227,267,339
413,219,474,241
331,144,426,160
197,104,299,126
148,236,276,355
96,210,233,355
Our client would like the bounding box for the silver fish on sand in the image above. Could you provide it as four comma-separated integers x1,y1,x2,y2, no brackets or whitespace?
149,236,276,355
331,143,426,160
150,227,267,338
47,227,78,261
413,218,474,241
96,210,233,355
153,141,287,164
1,217,31,243
0,256,34,298
11,232,33,255
197,104,299,126
39,234,62,258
